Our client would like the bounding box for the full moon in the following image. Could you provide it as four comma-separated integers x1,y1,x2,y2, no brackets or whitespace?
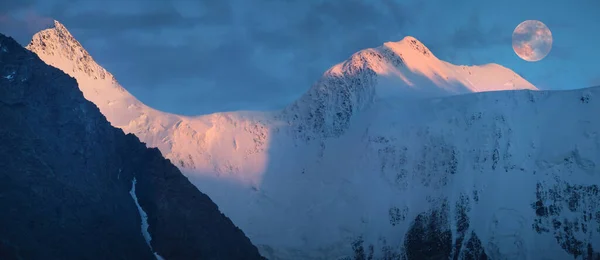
512,20,553,62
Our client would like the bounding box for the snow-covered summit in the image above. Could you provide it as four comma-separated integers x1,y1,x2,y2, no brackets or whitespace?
25,21,276,185
282,36,538,139
26,21,183,153
28,20,112,82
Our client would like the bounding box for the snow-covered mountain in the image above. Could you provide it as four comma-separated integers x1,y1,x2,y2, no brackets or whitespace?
281,36,536,139
26,21,600,260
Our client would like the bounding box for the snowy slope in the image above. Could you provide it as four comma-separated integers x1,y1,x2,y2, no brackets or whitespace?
281,36,537,139
26,21,600,259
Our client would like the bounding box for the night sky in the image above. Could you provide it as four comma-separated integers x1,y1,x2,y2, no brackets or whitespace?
1,0,599,115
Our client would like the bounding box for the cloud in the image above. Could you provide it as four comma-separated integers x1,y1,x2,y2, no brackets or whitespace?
0,0,461,115
548,45,571,59
0,10,53,44
449,13,510,50
82,0,423,114
0,0,598,115
62,10,197,33
0,0,35,14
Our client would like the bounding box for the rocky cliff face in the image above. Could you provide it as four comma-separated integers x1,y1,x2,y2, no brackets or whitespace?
0,33,264,259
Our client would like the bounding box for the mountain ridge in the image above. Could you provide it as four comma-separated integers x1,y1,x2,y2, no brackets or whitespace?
281,36,537,139
23,21,600,260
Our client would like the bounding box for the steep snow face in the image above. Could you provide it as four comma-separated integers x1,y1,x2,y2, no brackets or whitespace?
336,88,599,260
282,36,538,139
26,22,600,259
204,87,599,260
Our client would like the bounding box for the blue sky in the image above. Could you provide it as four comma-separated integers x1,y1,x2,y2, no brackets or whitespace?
1,0,598,115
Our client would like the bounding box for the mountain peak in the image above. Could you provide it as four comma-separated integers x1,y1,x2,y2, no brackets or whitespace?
48,20,74,38
282,35,537,139
325,36,436,78
28,20,83,55
51,20,67,30
31,20,77,47
390,36,433,57
27,20,113,82
398,35,420,43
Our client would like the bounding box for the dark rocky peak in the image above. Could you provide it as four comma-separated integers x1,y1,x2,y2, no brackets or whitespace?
0,32,264,259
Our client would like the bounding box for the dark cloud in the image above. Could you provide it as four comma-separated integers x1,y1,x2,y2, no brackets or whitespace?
0,0,35,13
59,10,198,33
0,10,53,44
101,34,278,88
311,0,384,27
449,13,510,49
196,0,233,25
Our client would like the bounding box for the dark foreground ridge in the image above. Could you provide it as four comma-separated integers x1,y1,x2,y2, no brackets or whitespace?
0,33,264,259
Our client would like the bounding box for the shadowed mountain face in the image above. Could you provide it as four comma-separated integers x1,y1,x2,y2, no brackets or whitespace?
0,33,264,259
